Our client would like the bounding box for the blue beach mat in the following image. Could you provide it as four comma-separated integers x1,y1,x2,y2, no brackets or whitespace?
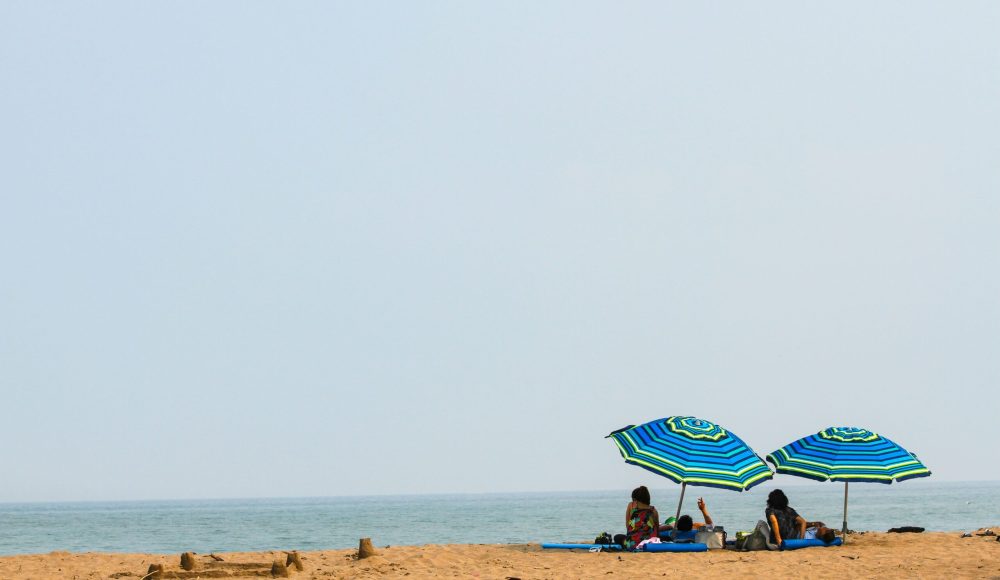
781,537,843,550
541,543,623,550
540,542,709,552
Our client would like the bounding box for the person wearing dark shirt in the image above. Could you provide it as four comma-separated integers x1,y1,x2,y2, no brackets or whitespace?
765,489,806,545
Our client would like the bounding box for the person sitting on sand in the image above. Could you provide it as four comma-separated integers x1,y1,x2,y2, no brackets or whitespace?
765,489,808,545
615,486,660,550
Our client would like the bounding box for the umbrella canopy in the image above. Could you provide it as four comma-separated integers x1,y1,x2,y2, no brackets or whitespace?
767,426,930,538
608,416,773,491
766,426,931,483
608,416,773,537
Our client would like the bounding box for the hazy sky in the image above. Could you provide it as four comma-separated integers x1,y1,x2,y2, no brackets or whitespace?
1,2,998,502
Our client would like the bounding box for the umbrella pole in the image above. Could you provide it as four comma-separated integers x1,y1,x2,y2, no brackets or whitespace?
841,481,849,542
672,482,687,540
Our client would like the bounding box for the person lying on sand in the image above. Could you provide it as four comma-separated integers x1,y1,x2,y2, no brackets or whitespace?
803,523,837,543
659,497,715,536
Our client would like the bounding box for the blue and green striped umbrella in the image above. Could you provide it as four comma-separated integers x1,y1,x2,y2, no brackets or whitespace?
767,427,931,536
608,416,773,491
608,416,773,531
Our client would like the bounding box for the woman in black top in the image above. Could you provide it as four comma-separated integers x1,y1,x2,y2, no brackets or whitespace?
765,489,806,545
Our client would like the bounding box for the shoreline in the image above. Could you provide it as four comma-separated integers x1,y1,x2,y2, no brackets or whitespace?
1,530,997,579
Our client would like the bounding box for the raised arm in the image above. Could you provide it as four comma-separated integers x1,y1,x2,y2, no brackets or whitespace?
696,497,713,526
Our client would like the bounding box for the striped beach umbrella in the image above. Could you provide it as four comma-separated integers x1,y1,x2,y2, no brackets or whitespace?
767,427,931,537
608,416,773,532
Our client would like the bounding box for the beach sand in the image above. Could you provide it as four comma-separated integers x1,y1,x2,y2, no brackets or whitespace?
1,530,998,579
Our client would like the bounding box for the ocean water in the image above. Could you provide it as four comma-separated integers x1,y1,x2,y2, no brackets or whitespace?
0,480,997,555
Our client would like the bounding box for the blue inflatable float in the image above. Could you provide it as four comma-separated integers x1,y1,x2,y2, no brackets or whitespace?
781,537,843,550
540,543,622,550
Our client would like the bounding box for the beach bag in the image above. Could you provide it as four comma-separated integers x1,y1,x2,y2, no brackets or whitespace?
594,532,614,545
740,520,778,551
694,529,724,549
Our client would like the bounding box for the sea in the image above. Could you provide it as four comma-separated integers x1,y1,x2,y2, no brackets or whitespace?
0,480,997,555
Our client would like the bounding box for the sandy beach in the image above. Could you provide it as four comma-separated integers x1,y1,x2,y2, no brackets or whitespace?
1,529,998,579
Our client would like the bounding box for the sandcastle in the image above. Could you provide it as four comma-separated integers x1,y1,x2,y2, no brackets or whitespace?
141,550,306,578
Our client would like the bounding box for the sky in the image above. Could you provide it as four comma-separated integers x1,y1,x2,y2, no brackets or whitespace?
1,1,998,502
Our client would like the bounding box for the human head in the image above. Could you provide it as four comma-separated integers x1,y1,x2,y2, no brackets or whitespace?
767,489,789,510
818,527,836,543
676,515,694,532
631,485,651,505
